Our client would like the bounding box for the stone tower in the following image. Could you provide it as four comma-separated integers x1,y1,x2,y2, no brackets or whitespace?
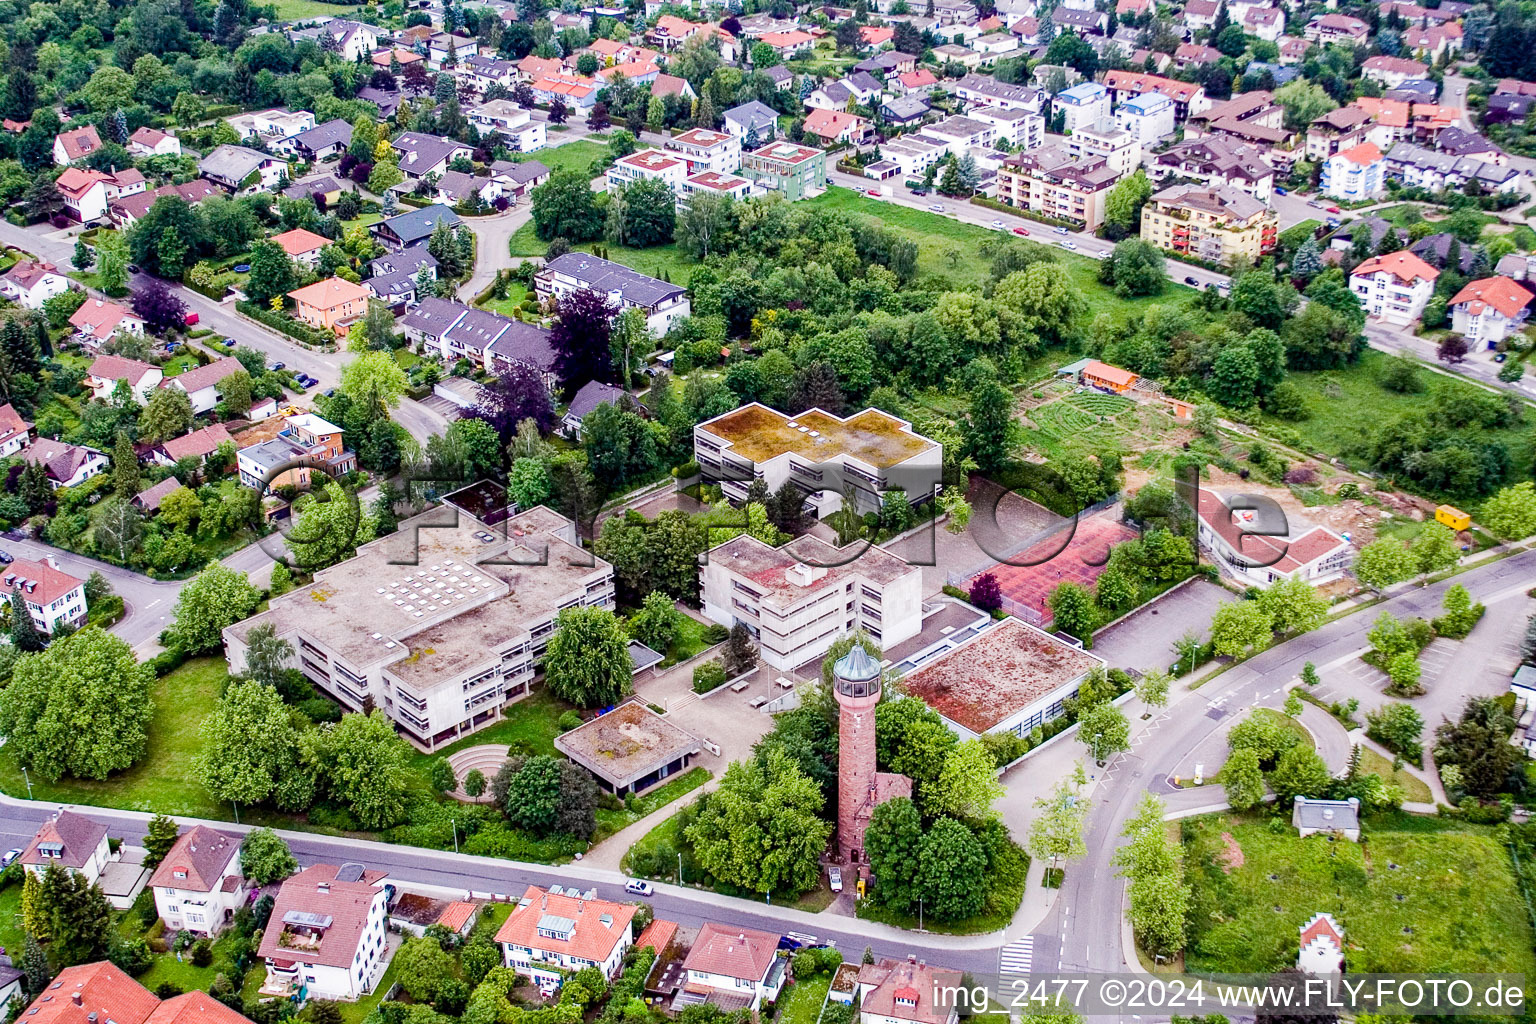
834,644,885,865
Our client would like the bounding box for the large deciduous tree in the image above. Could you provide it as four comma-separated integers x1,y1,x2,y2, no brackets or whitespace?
240,827,298,884
469,361,556,440
197,679,315,810
550,288,617,398
530,168,603,242
542,606,632,708
310,710,413,829
168,563,262,654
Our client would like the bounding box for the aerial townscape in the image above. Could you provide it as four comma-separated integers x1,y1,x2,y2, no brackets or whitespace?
3,0,1536,1019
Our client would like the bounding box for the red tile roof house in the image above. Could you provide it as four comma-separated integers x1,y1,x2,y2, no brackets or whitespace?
150,825,247,936
69,298,145,348
133,476,183,514
1449,275,1534,348
1196,489,1352,588
271,227,332,267
160,356,246,415
153,422,235,468
0,557,90,635
0,403,33,459
21,437,109,489
88,354,165,405
19,810,110,881
258,863,392,1001
53,124,104,166
56,167,112,224
128,126,182,158
495,885,637,996
0,260,72,309
676,923,786,1012
848,958,964,1024
20,962,255,1024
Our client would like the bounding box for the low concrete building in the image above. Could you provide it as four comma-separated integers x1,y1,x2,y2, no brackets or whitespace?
1196,490,1352,587
555,699,701,796
1292,796,1361,841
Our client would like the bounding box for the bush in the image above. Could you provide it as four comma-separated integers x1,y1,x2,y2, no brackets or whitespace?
190,938,213,967
235,301,335,348
692,660,727,694
298,697,342,723
701,623,730,645
558,710,584,731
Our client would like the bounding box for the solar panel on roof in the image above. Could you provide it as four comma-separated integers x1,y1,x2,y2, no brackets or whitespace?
283,910,334,928
336,862,366,882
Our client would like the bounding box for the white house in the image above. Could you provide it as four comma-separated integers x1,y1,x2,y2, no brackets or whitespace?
1350,250,1439,327
1115,91,1175,148
88,355,165,405
69,298,144,347
19,811,110,882
0,403,32,458
1449,276,1534,348
1298,912,1346,975
536,253,689,335
495,885,636,994
1055,81,1110,132
21,438,109,489
160,356,246,415
680,924,786,1011
128,127,183,158
56,168,110,224
1196,490,1353,588
199,145,289,194
257,863,392,1002
150,825,247,937
1321,142,1385,200
605,149,690,192
0,558,88,635
669,128,742,175
0,261,71,309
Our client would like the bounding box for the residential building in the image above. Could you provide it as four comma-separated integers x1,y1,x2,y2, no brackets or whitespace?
606,148,690,192
153,423,235,469
722,101,779,141
87,355,163,405
668,128,742,175
199,145,288,194
1054,81,1109,132
757,29,814,59
226,502,615,750
845,958,963,1024
18,962,253,1024
1102,71,1210,120
69,298,144,346
1321,142,1386,200
402,298,555,380
128,127,182,158
0,403,32,458
392,132,474,179
459,55,519,96
134,477,183,515
292,19,379,60
701,532,923,669
1064,119,1141,178
536,253,689,335
490,160,551,200
150,826,245,936
1403,22,1462,60
160,356,245,415
952,74,1041,112
55,168,110,224
1140,184,1277,267
528,71,600,111
1182,0,1219,30
19,810,110,880
738,140,827,201
289,277,370,335
1305,106,1374,162
1151,136,1275,202
372,206,463,250
970,106,1044,148
467,101,546,151
1050,7,1106,32
1185,91,1294,169
652,72,700,101
1436,127,1503,164
695,402,941,519
53,125,104,166
682,171,753,201
236,413,355,490
0,260,71,308
1306,13,1369,45
678,924,786,1011
804,109,873,145
1449,276,1534,347
1362,55,1428,89
994,143,1119,230
1351,250,1439,326
1244,5,1284,40
1196,489,1353,587
896,69,940,97
288,119,353,162
556,699,701,796
1115,91,1175,147
20,438,108,489
257,863,391,1001
1174,43,1223,70
272,227,332,267
1382,142,1522,193
427,32,480,68
226,109,315,146
495,886,637,993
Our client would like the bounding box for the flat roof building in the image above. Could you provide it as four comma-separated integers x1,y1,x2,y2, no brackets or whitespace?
225,502,615,751
554,699,701,796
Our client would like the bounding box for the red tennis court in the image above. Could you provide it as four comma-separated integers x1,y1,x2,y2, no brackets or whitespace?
967,515,1138,625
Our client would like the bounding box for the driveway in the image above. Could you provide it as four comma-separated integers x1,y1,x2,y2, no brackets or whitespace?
457,204,535,301
1090,578,1238,673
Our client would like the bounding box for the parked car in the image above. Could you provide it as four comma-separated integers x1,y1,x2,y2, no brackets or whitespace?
1274,186,1288,196
624,879,654,897
322,388,336,398
128,264,141,274
222,338,237,348
910,188,928,196
777,936,805,952
1326,205,1341,214
828,867,843,893
1057,240,1077,250
1185,276,1199,285
1495,352,1509,362
928,203,944,212
0,550,12,565
0,849,19,868
866,189,882,198
991,219,1005,229
183,312,199,326
1012,226,1030,236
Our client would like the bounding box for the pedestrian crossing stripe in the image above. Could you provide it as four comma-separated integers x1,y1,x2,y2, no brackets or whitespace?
999,936,1033,976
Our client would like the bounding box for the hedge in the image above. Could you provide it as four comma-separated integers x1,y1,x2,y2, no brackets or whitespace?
968,195,1080,230
235,301,338,350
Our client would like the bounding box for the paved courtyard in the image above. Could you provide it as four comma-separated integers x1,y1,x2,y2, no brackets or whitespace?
1090,579,1237,674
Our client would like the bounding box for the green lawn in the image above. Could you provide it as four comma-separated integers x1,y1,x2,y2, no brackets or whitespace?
0,881,23,955
1183,812,1536,975
779,972,834,1024
269,0,366,17
1358,747,1433,803
656,615,716,668
162,353,202,376
1266,349,1536,489
408,688,569,770
519,139,612,178
508,221,696,284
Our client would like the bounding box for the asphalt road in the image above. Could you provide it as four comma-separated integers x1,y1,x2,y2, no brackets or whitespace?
1039,547,1536,1005
0,533,181,646
1364,321,1536,400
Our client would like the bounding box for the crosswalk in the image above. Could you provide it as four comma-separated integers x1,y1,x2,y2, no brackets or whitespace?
999,935,1034,977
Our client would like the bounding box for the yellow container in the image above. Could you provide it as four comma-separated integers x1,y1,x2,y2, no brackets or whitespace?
1435,505,1471,532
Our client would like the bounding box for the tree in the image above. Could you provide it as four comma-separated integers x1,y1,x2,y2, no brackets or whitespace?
310,710,412,829
1255,577,1328,636
245,240,297,306
143,814,180,871
1353,537,1418,590
531,169,602,242
1208,601,1275,657
287,482,363,572
463,769,486,798
1048,583,1096,644
1480,482,1536,540
1437,334,1469,364
916,816,988,921
112,430,141,500
169,564,261,654
864,797,923,911
684,750,834,896
1366,702,1424,763
551,288,617,396
1078,701,1130,764
969,572,1002,612
1274,79,1337,131
964,381,1016,474
1029,765,1089,874
21,936,49,996
138,387,194,446
471,361,556,440
928,739,1004,821
240,828,298,884
9,594,42,653
543,606,632,707
1207,344,1260,408
396,937,454,1002
628,591,682,653
1268,746,1331,808
723,622,759,677
1103,171,1152,239
340,351,408,410
0,627,153,781
677,192,734,261
1135,668,1170,712
1410,522,1460,576
1222,746,1265,810
1434,697,1520,799
1104,239,1166,297
97,232,130,296
197,680,313,810
37,863,112,968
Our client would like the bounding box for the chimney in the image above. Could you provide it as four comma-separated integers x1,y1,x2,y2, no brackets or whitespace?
317,882,329,894
71,994,82,1007
908,954,916,963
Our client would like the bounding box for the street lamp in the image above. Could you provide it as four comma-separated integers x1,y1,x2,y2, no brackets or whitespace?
677,852,683,886
917,896,924,934
20,766,30,800
451,818,459,855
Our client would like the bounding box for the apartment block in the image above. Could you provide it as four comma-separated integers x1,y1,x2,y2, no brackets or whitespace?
1063,120,1140,178
536,253,690,335
1349,250,1439,327
225,500,615,751
1140,184,1277,267
668,127,743,174
994,143,1119,230
740,141,828,200
693,403,942,519
604,148,690,192
1054,81,1110,133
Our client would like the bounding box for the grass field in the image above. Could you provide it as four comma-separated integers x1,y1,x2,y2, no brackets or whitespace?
779,971,834,1024
508,221,697,284
592,766,712,843
269,0,365,18
1358,747,1433,803
1270,349,1536,487
1183,812,1534,975
519,139,612,178
408,689,569,771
